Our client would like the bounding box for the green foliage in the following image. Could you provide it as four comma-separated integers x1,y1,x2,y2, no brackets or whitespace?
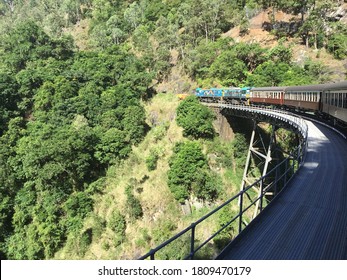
239,14,250,36
89,214,106,240
168,141,220,203
7,187,66,259
122,105,147,145
205,138,234,169
95,128,131,165
108,211,126,246
151,122,170,142
303,59,330,83
275,128,298,154
327,33,347,60
125,186,143,221
152,219,178,244
231,133,249,170
267,42,293,64
185,38,232,79
213,205,237,250
0,14,154,259
0,20,74,72
145,151,159,171
0,72,20,133
168,141,206,202
77,228,93,257
176,96,215,139
191,170,222,201
63,192,94,233
209,51,247,86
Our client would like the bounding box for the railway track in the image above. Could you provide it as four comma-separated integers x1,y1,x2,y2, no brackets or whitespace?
217,120,347,259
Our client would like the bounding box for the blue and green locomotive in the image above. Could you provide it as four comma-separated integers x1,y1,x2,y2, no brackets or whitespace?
195,87,251,104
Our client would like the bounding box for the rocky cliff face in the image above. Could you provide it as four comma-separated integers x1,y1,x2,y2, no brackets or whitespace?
328,3,347,23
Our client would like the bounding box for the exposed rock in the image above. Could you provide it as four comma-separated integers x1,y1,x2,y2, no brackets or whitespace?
328,5,347,21
190,197,204,211
212,108,235,141
181,200,191,215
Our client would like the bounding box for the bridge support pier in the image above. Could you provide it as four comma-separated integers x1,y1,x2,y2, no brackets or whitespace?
239,120,279,221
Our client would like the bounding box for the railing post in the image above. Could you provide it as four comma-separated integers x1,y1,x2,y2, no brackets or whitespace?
190,223,196,260
150,249,155,260
238,191,243,234
260,177,264,213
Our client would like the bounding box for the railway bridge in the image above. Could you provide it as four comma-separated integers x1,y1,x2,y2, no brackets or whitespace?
140,104,347,260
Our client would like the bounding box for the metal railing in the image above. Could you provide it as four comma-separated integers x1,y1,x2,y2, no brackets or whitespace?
139,106,308,260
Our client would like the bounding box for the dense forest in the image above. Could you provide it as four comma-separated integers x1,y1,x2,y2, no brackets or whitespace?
0,0,346,259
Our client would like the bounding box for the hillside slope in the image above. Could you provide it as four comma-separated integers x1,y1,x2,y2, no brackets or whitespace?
223,8,347,81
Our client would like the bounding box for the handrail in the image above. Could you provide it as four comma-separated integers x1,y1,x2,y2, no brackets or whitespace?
139,106,308,260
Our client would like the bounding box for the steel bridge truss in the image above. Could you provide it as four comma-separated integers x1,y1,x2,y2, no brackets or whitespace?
239,120,301,222
240,121,279,220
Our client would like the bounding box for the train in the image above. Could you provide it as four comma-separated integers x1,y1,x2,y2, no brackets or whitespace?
195,81,347,125
195,87,251,104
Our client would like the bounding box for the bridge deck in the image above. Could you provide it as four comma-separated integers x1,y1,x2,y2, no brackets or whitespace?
217,121,347,259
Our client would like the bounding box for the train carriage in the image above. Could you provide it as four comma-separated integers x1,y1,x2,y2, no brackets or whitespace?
322,81,347,123
250,86,285,106
283,84,324,111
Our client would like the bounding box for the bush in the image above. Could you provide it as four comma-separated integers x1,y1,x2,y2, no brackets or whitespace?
168,141,221,202
213,205,237,250
108,211,126,235
152,220,178,243
232,133,248,166
191,170,222,201
125,186,143,220
152,122,170,142
145,151,159,171
77,228,93,257
63,191,93,233
327,33,347,60
168,141,207,202
90,214,106,240
176,96,215,139
108,211,126,246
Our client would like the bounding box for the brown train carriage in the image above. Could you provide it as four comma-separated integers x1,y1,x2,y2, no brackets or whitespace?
283,84,325,111
321,81,347,123
250,86,285,106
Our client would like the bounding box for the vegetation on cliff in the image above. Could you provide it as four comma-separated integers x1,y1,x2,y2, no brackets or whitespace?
0,0,346,259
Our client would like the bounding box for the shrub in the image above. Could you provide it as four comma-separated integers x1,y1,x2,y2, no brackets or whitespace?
145,151,159,171
108,211,126,235
168,141,221,202
191,170,222,201
108,211,126,246
176,96,215,139
125,186,143,220
213,205,237,250
77,228,93,257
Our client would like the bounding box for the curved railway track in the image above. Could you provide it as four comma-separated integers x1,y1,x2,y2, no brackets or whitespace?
217,120,347,259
